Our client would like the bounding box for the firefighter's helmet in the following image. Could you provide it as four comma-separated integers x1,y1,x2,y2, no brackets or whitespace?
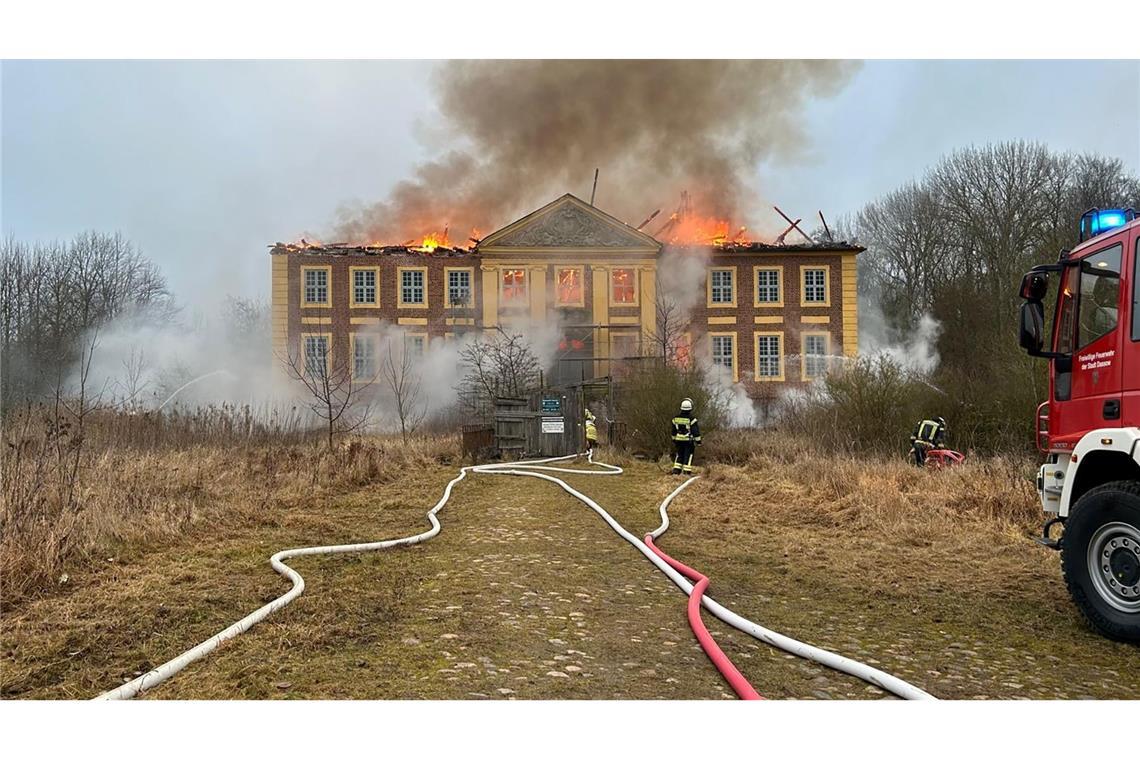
680,398,693,411
936,416,946,427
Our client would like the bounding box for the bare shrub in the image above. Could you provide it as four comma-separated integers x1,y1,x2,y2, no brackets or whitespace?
779,354,942,456
612,361,729,458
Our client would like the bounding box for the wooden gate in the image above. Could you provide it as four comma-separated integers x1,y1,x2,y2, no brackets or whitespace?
493,388,584,458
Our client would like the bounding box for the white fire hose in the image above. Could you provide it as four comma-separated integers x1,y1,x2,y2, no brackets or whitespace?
95,452,932,700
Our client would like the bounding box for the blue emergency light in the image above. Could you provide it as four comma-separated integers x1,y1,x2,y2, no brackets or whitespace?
1079,207,1136,241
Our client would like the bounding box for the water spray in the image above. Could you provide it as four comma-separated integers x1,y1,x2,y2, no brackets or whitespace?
156,369,236,411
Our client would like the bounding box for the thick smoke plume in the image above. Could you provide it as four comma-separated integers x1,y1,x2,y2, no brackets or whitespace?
335,60,857,243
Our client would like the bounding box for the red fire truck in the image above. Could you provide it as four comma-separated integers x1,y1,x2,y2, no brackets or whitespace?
1018,207,1139,642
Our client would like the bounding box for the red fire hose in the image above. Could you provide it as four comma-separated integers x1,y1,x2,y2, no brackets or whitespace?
644,534,762,700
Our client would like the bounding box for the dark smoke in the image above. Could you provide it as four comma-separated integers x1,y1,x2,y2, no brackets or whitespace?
334,60,858,243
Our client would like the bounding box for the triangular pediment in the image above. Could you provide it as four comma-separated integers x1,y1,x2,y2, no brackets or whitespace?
479,194,660,251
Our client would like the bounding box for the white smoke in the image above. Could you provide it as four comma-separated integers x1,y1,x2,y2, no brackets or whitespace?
656,246,712,319
858,297,942,374
74,301,573,437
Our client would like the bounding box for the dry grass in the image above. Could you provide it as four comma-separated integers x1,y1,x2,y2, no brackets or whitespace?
1,403,459,608
3,422,1137,700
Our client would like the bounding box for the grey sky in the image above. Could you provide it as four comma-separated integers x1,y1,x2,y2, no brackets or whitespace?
3,60,1138,309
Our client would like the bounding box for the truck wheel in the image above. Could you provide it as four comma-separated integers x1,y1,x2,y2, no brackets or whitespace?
1061,480,1140,643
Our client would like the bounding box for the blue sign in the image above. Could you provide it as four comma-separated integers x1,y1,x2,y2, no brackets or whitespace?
541,397,562,414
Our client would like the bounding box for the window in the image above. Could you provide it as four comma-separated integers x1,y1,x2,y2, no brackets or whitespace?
755,267,782,306
399,268,426,306
502,268,527,305
556,267,584,306
303,334,329,377
671,332,693,369
1077,243,1121,348
405,334,426,358
755,332,783,380
302,267,330,306
802,267,829,305
710,333,736,380
708,268,736,306
1054,263,1080,401
446,268,473,308
610,332,641,359
611,268,637,305
802,333,829,380
352,333,377,379
350,267,377,306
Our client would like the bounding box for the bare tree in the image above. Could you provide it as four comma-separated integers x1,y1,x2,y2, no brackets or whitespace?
648,287,691,364
280,338,373,448
115,346,151,413
457,327,542,417
379,339,427,443
1,231,175,410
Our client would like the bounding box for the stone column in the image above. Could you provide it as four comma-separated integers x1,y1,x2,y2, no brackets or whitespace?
592,265,610,376
639,263,657,354
480,265,499,329
529,265,548,323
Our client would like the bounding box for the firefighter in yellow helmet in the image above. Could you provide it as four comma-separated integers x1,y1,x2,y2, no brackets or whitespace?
671,398,702,475
584,409,598,452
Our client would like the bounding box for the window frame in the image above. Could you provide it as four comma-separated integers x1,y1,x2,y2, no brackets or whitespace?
800,265,830,307
1076,242,1122,350
348,266,380,308
444,266,474,309
555,265,586,308
397,266,429,309
300,332,331,378
500,267,529,308
707,267,737,308
610,267,639,307
801,331,831,381
669,331,694,369
753,265,784,308
708,331,738,382
753,330,784,382
609,330,642,360
349,332,378,381
404,332,428,358
300,265,332,308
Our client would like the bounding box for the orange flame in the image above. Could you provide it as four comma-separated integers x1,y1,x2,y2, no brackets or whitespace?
417,227,449,252
655,207,750,246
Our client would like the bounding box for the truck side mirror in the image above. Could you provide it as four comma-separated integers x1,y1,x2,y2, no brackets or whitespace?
1019,271,1049,301
1019,300,1045,354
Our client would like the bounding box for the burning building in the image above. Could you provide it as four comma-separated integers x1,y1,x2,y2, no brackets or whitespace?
270,193,860,394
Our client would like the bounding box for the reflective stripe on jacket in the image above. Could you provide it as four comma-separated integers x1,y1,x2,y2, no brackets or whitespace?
585,420,598,441
671,415,701,443
913,419,943,445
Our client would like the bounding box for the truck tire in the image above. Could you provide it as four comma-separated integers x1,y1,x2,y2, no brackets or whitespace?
1061,480,1140,643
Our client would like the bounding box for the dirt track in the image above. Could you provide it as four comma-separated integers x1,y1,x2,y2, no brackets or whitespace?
3,457,1138,699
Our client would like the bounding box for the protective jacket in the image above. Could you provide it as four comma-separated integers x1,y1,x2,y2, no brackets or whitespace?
585,418,598,442
911,419,945,447
671,414,702,443
671,412,701,475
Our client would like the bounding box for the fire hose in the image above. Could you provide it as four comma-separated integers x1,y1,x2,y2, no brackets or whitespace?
497,453,935,700
644,530,763,700
95,452,932,700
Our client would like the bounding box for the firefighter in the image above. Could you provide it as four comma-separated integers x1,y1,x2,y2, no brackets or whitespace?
584,409,598,452
671,398,702,475
910,416,947,467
